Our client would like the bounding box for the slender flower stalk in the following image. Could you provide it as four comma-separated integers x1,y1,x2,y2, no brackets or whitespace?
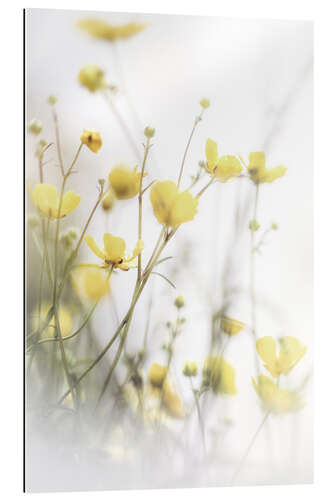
137,135,151,282
190,376,206,453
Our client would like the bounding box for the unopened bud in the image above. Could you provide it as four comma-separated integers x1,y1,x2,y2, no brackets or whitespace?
144,126,155,139
174,295,185,309
200,98,210,109
249,219,260,232
28,119,42,135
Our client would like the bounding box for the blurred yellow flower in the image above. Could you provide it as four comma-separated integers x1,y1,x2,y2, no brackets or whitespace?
205,138,242,182
148,363,185,418
102,190,116,211
256,336,307,378
148,363,168,388
77,18,146,42
81,129,102,153
33,303,72,339
183,361,198,377
85,233,144,271
150,180,198,227
203,356,237,395
247,152,287,184
28,118,42,135
174,295,185,309
221,315,245,336
108,165,145,200
72,267,110,301
78,65,106,92
200,98,210,109
29,184,80,219
252,375,303,414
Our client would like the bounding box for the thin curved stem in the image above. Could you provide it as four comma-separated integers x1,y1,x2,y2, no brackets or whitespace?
177,109,204,188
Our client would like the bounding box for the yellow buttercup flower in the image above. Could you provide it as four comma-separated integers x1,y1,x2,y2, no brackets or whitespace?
78,65,106,92
247,152,287,184
81,129,102,153
148,363,168,388
203,356,237,395
220,315,245,336
33,303,72,339
72,267,110,301
252,375,303,414
148,363,185,418
85,233,144,271
77,18,146,42
150,180,198,228
205,138,242,182
108,165,146,200
256,336,307,378
29,184,80,219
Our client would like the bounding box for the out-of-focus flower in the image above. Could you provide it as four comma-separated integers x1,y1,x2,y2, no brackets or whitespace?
78,65,106,92
249,219,260,232
200,98,210,109
29,184,80,219
81,129,102,153
77,18,146,42
48,94,57,105
205,138,242,182
108,165,145,200
247,152,287,184
85,233,144,271
148,363,168,388
220,315,245,336
183,361,198,377
148,363,185,418
271,222,278,230
33,303,73,339
256,336,307,378
72,267,110,301
102,190,116,211
174,295,185,309
60,227,78,250
252,375,304,413
150,180,198,227
27,214,39,229
203,356,237,395
28,119,42,135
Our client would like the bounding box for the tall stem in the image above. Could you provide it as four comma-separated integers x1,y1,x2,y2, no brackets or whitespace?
190,376,206,453
250,184,260,375
137,136,151,282
177,110,204,188
231,411,270,484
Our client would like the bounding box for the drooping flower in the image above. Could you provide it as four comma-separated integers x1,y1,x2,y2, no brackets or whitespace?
72,267,110,301
220,315,245,336
203,356,237,395
29,184,80,219
81,129,102,153
150,180,198,228
205,139,242,182
252,375,304,414
247,152,287,184
256,336,307,378
108,165,145,200
32,303,73,339
78,65,106,92
77,18,146,42
85,233,144,271
102,190,116,211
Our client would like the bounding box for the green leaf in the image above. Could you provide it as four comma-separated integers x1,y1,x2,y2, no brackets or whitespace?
151,271,176,289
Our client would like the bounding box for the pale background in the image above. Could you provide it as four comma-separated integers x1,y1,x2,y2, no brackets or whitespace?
25,4,312,493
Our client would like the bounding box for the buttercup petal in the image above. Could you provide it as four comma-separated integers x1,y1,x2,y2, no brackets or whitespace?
205,138,219,172
85,235,106,260
256,337,278,377
103,233,126,262
60,191,81,217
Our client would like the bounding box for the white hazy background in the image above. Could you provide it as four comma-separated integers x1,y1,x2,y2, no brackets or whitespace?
26,8,313,492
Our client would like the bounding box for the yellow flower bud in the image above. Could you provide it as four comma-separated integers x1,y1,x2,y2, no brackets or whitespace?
78,65,106,92
102,190,116,211
200,98,210,109
183,361,198,377
249,219,260,232
174,295,185,309
81,129,102,153
144,126,155,139
48,94,57,105
28,119,42,135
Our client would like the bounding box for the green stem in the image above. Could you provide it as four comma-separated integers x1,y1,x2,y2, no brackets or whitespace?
177,109,204,188
190,377,206,452
137,137,151,282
